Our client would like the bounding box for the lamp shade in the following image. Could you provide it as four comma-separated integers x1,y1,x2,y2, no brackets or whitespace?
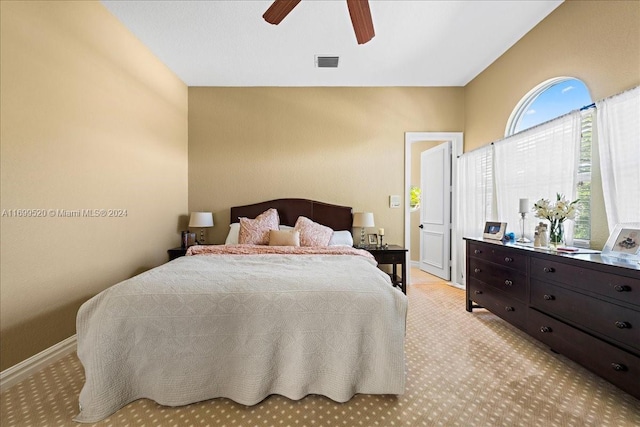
352,212,375,228
189,212,214,228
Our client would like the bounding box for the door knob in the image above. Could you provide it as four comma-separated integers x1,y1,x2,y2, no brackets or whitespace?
419,224,424,229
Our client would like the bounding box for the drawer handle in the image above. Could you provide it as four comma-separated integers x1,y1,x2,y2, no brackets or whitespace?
505,306,514,312
540,326,552,333
474,268,481,273
474,249,482,255
615,321,631,329
613,284,631,292
543,267,555,273
611,363,628,372
504,280,513,286
474,290,482,295
504,257,513,263
543,294,555,301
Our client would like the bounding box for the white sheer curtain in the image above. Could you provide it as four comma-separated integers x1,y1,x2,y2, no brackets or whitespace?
494,111,582,244
596,86,640,231
456,145,493,285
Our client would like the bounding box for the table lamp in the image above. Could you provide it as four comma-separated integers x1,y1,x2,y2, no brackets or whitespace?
189,212,214,244
352,212,374,248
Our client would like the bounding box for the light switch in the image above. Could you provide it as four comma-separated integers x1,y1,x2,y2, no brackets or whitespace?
389,195,401,208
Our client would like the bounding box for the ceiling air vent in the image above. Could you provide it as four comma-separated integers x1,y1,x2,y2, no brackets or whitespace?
315,55,339,68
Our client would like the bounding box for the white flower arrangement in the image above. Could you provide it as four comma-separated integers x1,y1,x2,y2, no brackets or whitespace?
533,193,579,246
533,193,579,223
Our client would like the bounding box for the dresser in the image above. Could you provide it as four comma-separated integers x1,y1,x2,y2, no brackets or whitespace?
465,237,640,399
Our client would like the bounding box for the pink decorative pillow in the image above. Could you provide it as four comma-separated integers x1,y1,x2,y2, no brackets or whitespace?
238,208,279,245
294,216,334,247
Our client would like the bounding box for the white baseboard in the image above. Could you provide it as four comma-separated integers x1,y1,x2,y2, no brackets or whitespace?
0,334,77,392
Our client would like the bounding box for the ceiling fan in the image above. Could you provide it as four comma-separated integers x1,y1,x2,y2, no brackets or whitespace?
263,0,375,45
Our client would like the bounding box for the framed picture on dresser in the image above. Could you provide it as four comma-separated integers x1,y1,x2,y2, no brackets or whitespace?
602,223,640,261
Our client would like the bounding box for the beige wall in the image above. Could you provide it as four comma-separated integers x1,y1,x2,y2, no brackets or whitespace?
189,87,464,247
0,1,189,370
464,0,640,248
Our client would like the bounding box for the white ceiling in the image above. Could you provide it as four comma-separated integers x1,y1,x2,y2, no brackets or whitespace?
101,0,563,87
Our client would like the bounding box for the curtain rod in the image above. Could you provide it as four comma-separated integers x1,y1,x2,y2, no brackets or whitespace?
458,85,638,159
459,104,591,159
456,142,493,158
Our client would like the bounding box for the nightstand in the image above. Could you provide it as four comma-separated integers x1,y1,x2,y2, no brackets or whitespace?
168,247,188,261
361,245,408,294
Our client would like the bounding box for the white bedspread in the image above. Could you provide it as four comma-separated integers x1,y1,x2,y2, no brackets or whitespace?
75,249,407,422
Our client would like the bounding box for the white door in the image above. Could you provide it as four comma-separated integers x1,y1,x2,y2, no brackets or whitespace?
419,141,451,280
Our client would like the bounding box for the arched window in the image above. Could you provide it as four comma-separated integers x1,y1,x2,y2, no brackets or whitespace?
506,77,592,136
506,77,593,244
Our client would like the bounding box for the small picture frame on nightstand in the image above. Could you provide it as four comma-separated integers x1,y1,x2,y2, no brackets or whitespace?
368,234,378,246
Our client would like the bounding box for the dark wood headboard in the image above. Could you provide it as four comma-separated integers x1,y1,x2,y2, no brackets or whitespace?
230,199,353,231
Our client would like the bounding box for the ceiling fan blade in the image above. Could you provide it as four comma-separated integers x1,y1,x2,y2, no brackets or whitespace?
346,0,375,44
263,0,302,25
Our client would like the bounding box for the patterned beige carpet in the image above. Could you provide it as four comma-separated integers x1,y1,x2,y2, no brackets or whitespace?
2,270,639,426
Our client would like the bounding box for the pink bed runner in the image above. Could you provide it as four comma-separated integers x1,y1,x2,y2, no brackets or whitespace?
187,244,376,262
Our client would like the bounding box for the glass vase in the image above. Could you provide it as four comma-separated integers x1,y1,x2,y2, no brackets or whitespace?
549,220,564,249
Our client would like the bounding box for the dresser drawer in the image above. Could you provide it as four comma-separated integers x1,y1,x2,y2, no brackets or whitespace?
530,257,640,307
468,258,527,301
468,242,527,271
531,280,640,352
468,278,526,329
528,308,640,399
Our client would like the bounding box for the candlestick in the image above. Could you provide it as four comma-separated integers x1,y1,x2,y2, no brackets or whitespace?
517,199,531,243
519,198,529,214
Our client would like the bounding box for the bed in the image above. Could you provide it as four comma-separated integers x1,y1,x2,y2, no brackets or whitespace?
74,199,408,423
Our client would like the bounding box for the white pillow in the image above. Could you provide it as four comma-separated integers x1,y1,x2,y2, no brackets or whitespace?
225,223,240,245
328,230,354,247
279,225,294,231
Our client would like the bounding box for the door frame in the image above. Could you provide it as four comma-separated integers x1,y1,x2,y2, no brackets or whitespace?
404,132,463,288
